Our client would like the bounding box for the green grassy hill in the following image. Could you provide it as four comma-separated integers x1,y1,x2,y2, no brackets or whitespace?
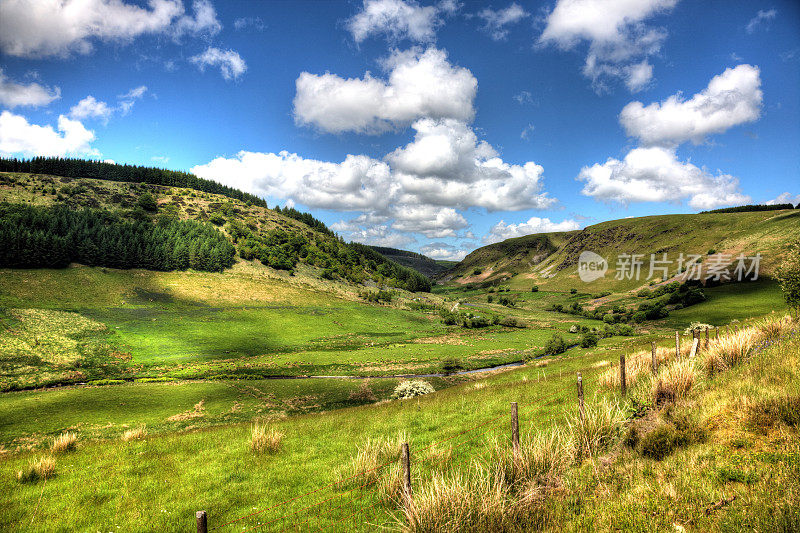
442,210,800,292
367,246,452,278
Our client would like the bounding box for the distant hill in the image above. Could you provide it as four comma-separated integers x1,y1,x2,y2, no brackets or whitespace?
0,166,430,292
367,246,453,278
441,210,800,291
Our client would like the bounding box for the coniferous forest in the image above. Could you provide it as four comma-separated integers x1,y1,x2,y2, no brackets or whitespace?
0,203,236,271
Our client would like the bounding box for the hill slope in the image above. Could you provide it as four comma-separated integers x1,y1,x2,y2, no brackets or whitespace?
0,169,430,292
367,246,452,278
442,210,800,291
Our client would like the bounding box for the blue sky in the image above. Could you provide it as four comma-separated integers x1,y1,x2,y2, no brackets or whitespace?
0,0,798,260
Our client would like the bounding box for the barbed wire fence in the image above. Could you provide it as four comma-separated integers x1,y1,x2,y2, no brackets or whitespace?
194,326,723,532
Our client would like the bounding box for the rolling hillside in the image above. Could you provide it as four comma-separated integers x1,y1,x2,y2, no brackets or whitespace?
367,246,454,278
441,209,800,292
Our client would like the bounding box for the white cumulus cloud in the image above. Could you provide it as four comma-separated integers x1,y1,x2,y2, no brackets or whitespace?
0,0,220,58
293,47,476,134
539,0,678,93
190,47,247,80
619,64,762,147
0,110,97,157
69,95,114,123
476,3,529,41
0,69,61,108
577,146,750,210
483,217,581,244
346,0,457,44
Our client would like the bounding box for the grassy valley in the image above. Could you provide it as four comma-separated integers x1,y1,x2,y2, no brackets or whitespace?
1,161,798,532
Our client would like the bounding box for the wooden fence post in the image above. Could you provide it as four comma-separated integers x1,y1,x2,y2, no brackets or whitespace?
511,402,520,456
196,511,207,533
705,328,710,348
619,354,627,396
715,327,719,340
401,442,412,499
726,325,729,336
651,341,658,375
675,331,680,359
689,338,699,359
577,372,586,423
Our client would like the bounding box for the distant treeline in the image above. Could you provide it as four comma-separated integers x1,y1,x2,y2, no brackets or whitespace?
0,156,268,208
368,246,434,261
0,157,345,237
0,204,235,271
701,203,798,214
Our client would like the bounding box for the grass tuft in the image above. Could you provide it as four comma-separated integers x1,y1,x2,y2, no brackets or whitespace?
121,426,147,442
16,456,56,483
250,422,284,454
650,358,696,405
567,398,625,461
50,432,77,453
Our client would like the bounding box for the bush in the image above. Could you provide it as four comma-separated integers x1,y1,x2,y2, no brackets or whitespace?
208,212,226,226
543,334,568,355
637,288,651,298
570,288,577,294
638,415,705,460
137,192,157,212
487,295,493,303
580,332,598,348
531,285,539,292
473,268,482,275
392,380,434,399
746,395,800,429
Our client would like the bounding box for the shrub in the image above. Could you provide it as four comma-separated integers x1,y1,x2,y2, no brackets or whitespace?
441,359,464,374
531,285,539,292
473,268,482,275
487,295,493,303
637,288,652,298
121,426,148,441
392,380,434,400
349,380,378,403
543,334,568,355
775,241,800,318
639,424,678,460
208,212,226,226
137,192,157,212
499,317,524,328
16,456,56,483
51,432,77,453
580,332,598,348
570,288,577,294
250,423,284,454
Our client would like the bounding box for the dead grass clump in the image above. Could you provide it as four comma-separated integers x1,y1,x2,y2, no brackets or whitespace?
400,468,511,533
567,398,625,461
348,380,377,403
651,359,696,405
250,422,284,454
16,456,56,483
51,432,77,453
121,426,147,442
701,328,758,374
167,399,206,422
598,346,674,389
488,431,568,492
334,432,407,487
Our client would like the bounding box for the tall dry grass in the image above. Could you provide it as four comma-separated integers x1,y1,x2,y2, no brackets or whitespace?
488,431,568,492
51,432,77,453
599,345,686,390
567,398,625,461
334,432,407,487
16,456,56,483
250,422,284,454
651,358,697,405
121,426,147,442
399,466,513,533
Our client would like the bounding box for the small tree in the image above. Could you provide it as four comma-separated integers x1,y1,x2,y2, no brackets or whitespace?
137,192,157,212
776,242,800,319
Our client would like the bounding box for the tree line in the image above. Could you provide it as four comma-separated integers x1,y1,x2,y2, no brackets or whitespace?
0,203,235,271
0,157,267,208
701,203,798,214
